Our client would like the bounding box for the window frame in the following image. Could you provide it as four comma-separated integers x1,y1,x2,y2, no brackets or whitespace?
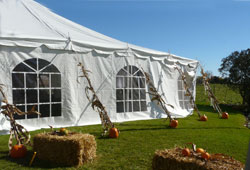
177,75,194,110
12,58,62,119
116,65,147,113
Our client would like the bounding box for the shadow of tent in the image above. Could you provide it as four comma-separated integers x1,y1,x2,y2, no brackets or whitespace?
196,104,243,115
0,150,74,169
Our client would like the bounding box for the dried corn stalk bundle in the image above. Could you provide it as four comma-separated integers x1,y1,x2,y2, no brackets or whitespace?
78,63,113,135
0,84,40,152
175,67,201,118
142,70,173,122
200,67,222,117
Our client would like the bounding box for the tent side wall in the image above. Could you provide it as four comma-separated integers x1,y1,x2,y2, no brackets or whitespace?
0,45,198,133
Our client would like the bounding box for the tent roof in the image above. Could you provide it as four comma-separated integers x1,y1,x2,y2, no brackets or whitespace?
0,0,198,64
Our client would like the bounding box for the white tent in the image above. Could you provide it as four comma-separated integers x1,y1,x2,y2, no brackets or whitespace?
0,0,199,134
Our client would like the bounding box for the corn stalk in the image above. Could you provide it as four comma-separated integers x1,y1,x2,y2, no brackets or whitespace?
200,67,222,117
175,67,201,118
142,70,174,122
0,84,40,153
78,62,114,135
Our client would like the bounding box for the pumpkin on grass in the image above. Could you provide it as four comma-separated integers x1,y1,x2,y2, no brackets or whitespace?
200,115,208,121
10,144,27,158
222,112,229,119
170,119,178,128
109,127,119,138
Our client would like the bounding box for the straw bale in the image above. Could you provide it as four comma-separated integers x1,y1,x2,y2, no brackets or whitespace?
33,132,96,167
152,148,244,170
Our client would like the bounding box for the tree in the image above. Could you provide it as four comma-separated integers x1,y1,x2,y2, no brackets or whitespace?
219,49,250,110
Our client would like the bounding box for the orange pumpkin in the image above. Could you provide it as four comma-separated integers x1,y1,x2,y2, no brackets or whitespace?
109,127,119,138
196,148,205,154
170,119,178,128
200,115,208,121
10,144,27,158
222,112,229,119
182,148,190,156
60,128,69,135
202,152,210,160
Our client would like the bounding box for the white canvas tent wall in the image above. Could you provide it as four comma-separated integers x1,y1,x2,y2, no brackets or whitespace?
0,0,199,134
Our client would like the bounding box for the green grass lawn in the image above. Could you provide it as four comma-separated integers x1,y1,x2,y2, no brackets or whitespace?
196,84,243,105
0,84,249,170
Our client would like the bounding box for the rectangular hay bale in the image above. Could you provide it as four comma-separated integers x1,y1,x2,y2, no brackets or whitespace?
152,148,244,170
33,133,96,167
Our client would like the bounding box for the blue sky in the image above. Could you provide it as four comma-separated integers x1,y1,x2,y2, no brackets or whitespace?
36,0,250,76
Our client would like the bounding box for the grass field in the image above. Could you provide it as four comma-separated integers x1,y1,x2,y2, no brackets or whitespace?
196,84,243,105
0,84,249,170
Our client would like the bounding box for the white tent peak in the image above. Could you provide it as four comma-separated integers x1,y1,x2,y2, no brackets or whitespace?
0,0,126,48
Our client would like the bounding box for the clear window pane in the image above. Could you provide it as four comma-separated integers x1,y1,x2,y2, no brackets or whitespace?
39,89,50,103
27,90,38,103
125,89,132,100
133,101,140,112
51,74,61,87
131,66,139,75
132,77,139,88
42,65,59,73
14,106,25,120
141,101,147,111
13,90,25,104
178,81,182,90
116,77,124,88
117,69,127,76
124,77,132,88
140,89,146,100
184,93,190,101
52,104,61,116
51,89,61,102
133,89,139,100
38,59,50,70
125,101,132,112
178,91,183,100
13,62,34,72
116,89,123,100
135,70,144,77
116,102,124,113
180,101,184,109
12,73,24,88
39,74,49,88
24,58,37,70
139,78,145,88
40,104,50,117
27,105,38,119
26,74,37,88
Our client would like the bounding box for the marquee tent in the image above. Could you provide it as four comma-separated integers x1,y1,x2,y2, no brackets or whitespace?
0,0,199,134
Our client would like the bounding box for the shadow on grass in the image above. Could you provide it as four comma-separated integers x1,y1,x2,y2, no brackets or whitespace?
196,104,244,115
0,150,75,169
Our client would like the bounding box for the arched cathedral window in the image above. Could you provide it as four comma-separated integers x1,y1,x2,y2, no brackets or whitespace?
12,58,61,119
116,65,147,113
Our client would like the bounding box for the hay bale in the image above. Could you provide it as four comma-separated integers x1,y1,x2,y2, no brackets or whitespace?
152,148,245,170
33,132,96,167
